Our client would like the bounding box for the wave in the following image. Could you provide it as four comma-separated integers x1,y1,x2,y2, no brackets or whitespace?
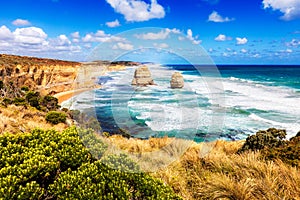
249,113,300,138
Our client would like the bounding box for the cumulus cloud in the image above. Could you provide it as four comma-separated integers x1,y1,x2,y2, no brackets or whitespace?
13,27,48,45
112,42,134,50
236,37,248,45
106,19,121,27
0,25,14,40
262,0,300,20
215,34,232,41
12,19,31,26
82,30,126,43
105,0,165,22
186,29,201,45
0,26,82,59
71,32,80,43
208,11,234,22
135,28,180,40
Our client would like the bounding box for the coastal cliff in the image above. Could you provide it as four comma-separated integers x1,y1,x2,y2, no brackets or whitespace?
0,54,81,96
0,54,139,99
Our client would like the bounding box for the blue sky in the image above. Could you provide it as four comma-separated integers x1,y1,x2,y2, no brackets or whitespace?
0,0,300,64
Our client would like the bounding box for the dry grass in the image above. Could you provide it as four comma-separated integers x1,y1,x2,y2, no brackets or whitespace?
108,136,300,200
0,104,68,134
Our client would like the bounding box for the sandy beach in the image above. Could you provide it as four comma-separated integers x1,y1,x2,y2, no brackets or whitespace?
54,86,101,104
54,63,137,104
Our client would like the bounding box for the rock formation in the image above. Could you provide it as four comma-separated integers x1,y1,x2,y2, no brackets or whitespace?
0,54,81,95
0,54,140,96
170,72,184,89
132,66,155,86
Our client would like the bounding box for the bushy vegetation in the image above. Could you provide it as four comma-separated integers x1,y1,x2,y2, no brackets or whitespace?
238,128,287,152
238,128,300,167
45,111,67,125
0,127,180,199
0,80,60,111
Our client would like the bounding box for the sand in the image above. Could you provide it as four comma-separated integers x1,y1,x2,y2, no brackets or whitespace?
54,64,135,104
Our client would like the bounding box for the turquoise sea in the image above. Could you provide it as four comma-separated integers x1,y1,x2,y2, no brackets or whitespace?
63,65,300,142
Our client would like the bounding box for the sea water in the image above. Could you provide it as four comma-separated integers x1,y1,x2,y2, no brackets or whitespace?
63,64,300,142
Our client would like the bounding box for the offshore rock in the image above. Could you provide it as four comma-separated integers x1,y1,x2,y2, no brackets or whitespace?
170,72,184,89
132,66,155,86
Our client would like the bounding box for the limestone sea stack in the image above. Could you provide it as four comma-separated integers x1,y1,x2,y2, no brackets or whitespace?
132,66,155,86
170,72,184,89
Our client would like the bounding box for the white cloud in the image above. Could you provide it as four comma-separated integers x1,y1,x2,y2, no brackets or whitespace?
0,25,14,40
13,27,48,45
186,29,201,45
71,32,80,38
153,43,169,48
262,0,300,20
57,35,71,46
236,37,248,45
71,32,80,43
252,53,260,58
241,48,247,53
112,42,134,50
105,0,165,22
135,28,180,40
12,19,31,26
0,26,83,59
106,19,121,27
82,30,126,43
280,48,293,53
208,11,234,22
215,34,232,41
286,39,300,47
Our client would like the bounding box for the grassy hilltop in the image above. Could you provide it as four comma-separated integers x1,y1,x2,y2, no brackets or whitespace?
0,55,299,199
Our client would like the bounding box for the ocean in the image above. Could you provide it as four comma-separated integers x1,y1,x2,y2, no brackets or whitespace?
63,65,300,142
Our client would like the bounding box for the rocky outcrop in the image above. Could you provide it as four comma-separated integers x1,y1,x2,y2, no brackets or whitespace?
170,72,184,89
0,54,81,95
0,54,141,96
132,66,155,86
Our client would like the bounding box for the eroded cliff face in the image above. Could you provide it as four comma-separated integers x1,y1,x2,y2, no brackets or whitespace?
0,54,140,96
0,54,81,95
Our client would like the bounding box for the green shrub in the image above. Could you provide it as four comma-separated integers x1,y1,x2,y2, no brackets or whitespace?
42,95,59,111
0,127,181,199
45,111,67,124
238,128,287,153
12,97,26,106
20,86,29,91
25,91,41,109
238,128,300,167
1,98,12,106
0,127,93,199
50,154,181,200
262,132,300,167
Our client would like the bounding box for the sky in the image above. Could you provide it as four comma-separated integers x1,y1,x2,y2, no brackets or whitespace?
0,0,300,64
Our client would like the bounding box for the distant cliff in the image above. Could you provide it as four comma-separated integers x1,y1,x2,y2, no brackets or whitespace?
0,54,139,96
0,54,81,96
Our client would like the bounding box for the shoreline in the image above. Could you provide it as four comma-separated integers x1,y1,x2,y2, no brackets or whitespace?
54,85,101,104
55,64,138,105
